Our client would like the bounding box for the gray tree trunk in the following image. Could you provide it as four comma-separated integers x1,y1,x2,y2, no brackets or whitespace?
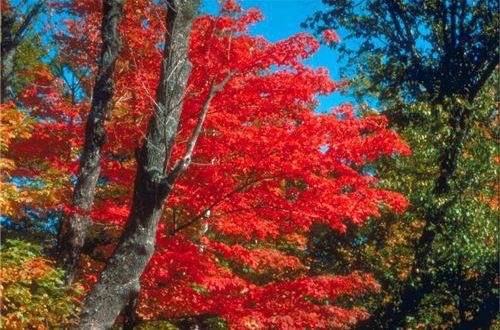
78,1,201,328
1,47,16,102
58,0,124,284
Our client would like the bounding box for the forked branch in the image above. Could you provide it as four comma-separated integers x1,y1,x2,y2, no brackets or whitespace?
163,71,237,189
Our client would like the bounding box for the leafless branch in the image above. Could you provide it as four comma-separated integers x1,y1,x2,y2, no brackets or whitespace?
163,71,237,188
13,2,44,46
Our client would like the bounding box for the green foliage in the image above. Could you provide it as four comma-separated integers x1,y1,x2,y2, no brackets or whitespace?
0,237,82,329
135,321,179,329
307,84,498,328
10,32,48,97
375,87,498,328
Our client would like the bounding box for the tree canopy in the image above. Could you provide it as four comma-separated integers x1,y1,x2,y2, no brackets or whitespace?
1,0,498,329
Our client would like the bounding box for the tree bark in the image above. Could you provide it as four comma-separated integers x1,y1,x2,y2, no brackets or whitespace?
57,0,124,284
1,44,16,102
78,1,201,328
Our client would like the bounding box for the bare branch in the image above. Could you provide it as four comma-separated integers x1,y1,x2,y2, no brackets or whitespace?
12,2,44,47
163,71,237,188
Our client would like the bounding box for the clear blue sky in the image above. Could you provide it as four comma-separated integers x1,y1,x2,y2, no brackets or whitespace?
201,0,358,113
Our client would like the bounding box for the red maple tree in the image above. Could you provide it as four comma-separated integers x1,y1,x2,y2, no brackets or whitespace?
5,0,410,328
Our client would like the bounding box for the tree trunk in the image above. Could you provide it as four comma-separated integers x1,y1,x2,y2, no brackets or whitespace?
57,0,124,284
78,1,200,328
1,46,16,102
2,9,20,102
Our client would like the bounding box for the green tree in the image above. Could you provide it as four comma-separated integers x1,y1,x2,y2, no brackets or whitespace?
305,1,498,328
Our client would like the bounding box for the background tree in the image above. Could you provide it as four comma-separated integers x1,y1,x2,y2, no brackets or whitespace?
305,0,499,328
1,0,44,102
0,0,52,234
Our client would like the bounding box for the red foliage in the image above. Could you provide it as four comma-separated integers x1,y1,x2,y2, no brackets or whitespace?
322,29,340,45
7,0,410,328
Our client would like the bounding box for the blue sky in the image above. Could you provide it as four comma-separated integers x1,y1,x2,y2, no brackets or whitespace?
201,0,358,113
